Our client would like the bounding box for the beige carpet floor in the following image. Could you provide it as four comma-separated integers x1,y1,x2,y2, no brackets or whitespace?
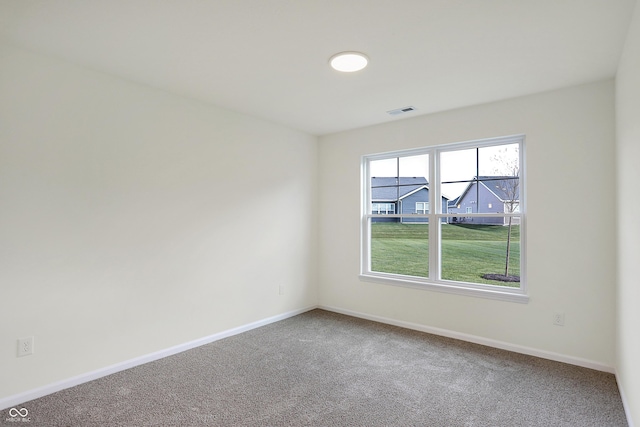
8,309,628,426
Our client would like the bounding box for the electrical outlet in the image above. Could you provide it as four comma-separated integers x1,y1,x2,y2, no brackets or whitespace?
553,312,565,326
17,336,34,357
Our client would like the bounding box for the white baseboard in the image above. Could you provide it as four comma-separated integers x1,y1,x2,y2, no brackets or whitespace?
0,306,316,411
616,373,635,427
318,305,615,373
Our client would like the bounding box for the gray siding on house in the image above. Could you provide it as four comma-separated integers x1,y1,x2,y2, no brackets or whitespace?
370,177,449,223
371,177,427,223
398,188,429,223
400,190,450,223
448,177,519,225
372,176,519,225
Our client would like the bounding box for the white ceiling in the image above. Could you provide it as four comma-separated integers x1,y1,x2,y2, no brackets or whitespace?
0,0,636,135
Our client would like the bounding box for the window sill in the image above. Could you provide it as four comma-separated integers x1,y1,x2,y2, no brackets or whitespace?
359,273,529,304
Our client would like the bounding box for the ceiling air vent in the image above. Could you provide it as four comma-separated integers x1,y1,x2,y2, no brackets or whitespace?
387,106,417,116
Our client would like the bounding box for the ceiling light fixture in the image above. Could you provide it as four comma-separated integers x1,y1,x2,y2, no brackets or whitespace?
329,51,369,72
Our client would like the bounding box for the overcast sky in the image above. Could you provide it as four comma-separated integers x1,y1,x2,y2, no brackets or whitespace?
370,143,519,199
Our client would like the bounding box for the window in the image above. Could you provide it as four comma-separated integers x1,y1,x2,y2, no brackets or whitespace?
372,203,395,214
361,135,526,303
416,202,429,214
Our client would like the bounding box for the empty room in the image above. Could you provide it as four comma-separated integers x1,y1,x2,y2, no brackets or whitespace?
1,1,639,426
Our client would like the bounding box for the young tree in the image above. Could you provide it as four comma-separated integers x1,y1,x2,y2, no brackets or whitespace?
491,146,520,278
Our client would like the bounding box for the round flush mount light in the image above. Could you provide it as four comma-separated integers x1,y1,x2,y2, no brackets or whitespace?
329,51,369,72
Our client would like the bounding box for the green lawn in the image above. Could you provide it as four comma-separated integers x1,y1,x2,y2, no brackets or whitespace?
371,222,520,287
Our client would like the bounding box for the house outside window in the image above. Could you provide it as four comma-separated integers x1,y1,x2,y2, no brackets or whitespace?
361,135,526,303
370,176,447,224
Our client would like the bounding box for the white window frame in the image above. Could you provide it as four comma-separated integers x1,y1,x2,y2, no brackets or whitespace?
416,202,429,214
372,203,394,214
360,134,528,303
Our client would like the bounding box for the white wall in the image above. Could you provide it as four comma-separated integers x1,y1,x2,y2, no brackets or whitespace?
318,80,617,368
0,33,628,415
616,0,640,423
0,42,318,400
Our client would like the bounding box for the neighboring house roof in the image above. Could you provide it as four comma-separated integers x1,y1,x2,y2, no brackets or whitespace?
456,176,519,203
371,177,429,202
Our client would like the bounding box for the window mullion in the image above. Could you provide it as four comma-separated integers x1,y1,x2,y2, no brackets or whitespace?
429,149,439,281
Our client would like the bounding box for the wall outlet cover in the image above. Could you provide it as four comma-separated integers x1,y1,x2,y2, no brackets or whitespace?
17,337,34,357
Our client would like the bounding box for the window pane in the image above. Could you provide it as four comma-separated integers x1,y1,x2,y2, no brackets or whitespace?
398,154,429,178
442,143,520,218
370,154,429,217
479,143,520,215
441,148,476,203
416,202,429,214
440,222,520,287
478,143,519,177
372,203,394,214
370,220,429,278
370,158,398,178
